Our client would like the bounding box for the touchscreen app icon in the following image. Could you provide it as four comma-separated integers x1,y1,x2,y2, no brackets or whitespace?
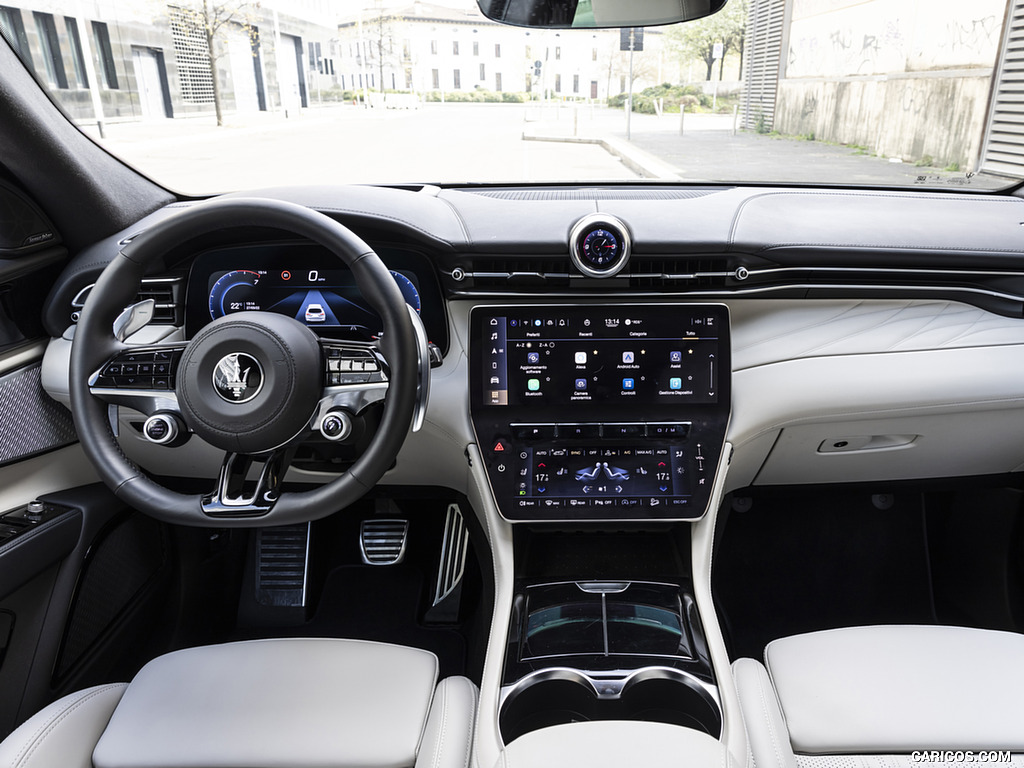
669,378,682,390
670,351,682,362
622,351,635,364
574,351,587,364
527,352,540,364
527,379,541,391
574,378,587,390
623,378,635,390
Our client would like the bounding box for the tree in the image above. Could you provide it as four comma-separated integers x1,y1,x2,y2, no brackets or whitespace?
665,0,745,82
367,4,397,92
173,0,260,126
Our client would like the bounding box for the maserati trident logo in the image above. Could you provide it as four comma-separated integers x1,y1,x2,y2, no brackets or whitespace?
213,353,263,403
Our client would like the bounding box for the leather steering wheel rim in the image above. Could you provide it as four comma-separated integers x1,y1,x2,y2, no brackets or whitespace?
68,197,419,527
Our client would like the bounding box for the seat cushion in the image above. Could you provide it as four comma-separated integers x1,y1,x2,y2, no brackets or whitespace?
92,637,439,768
764,625,1024,753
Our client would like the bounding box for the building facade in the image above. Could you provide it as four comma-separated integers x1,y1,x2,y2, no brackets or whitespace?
0,0,342,122
335,1,665,100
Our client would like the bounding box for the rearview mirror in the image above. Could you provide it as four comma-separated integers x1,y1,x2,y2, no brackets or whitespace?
476,0,727,29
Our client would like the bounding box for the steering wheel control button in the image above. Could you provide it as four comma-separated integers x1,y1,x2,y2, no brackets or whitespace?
94,347,182,389
321,343,388,386
143,414,181,445
319,410,353,441
212,352,264,403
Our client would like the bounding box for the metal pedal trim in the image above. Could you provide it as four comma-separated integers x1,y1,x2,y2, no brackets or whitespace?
433,504,469,606
360,519,409,565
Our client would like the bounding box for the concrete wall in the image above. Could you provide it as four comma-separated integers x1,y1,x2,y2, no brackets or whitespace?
775,0,1005,168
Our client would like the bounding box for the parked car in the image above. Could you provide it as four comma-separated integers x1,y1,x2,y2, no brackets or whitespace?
1,0,1023,766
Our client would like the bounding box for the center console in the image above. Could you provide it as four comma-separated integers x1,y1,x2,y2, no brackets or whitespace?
469,304,730,522
469,304,732,750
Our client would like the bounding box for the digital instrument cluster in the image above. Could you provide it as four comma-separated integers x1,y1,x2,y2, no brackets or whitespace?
184,243,447,348
470,304,730,522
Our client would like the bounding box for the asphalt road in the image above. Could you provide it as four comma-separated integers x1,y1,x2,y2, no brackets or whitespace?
81,101,1004,193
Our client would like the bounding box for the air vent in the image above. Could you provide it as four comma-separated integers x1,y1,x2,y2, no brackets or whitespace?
465,188,723,201
627,258,735,289
255,524,309,607
360,519,409,565
71,277,184,326
453,258,572,289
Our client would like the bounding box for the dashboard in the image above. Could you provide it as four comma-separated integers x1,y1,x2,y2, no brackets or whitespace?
37,183,1024,512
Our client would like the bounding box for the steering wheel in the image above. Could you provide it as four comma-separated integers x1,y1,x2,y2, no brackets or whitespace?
68,198,423,527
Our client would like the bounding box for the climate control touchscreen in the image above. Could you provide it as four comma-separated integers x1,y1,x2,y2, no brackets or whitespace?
470,304,730,522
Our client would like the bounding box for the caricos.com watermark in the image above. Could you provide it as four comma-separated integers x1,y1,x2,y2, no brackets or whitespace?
912,751,1012,763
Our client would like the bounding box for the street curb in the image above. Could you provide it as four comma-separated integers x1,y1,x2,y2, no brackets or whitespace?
522,131,680,180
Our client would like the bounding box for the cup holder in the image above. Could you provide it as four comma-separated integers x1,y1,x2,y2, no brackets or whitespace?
499,667,722,744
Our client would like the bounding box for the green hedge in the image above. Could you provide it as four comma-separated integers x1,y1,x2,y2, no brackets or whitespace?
422,89,525,103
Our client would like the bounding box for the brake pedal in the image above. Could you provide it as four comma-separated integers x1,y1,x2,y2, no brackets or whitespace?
360,519,409,565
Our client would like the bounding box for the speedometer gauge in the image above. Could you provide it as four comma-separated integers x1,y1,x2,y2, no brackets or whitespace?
209,270,262,319
390,270,421,314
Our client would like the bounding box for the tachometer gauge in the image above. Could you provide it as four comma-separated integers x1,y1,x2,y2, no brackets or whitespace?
390,270,421,313
209,270,262,319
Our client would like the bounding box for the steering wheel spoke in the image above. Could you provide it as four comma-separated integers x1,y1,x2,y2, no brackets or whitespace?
88,344,187,417
202,448,295,517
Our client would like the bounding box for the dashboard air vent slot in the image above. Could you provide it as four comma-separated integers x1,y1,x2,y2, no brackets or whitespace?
465,188,723,201
71,277,184,326
628,258,735,289
458,258,572,288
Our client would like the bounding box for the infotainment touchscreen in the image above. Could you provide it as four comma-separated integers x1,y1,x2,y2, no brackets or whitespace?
478,306,722,408
469,304,731,522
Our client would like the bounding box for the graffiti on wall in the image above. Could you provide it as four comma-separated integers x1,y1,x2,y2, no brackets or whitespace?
787,0,1002,79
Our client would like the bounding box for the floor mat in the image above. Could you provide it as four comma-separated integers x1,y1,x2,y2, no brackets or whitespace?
712,487,936,662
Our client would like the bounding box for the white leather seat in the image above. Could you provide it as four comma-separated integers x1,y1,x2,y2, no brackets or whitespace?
734,625,1024,768
0,637,477,768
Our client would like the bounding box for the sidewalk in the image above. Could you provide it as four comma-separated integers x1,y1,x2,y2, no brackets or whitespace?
525,103,1001,190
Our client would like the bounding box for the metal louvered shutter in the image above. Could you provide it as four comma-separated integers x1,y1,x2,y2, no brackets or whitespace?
741,0,785,132
980,0,1024,177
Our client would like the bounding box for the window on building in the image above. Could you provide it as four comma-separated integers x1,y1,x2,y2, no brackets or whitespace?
432,68,439,89
592,47,597,62
358,73,363,87
168,8,210,101
308,42,316,71
472,40,478,56
554,73,561,92
370,73,375,88
92,21,118,89
402,39,410,60
64,17,88,88
525,44,531,58
495,43,501,58
479,63,485,80
33,12,67,88
430,39,437,55
341,74,346,89
495,72,502,91
405,67,412,89
0,6,32,65
619,75,625,92
555,46,560,60
328,59,334,75
453,68,460,88
453,40,459,55
573,74,579,93
391,72,396,89
525,73,531,92
591,80,598,98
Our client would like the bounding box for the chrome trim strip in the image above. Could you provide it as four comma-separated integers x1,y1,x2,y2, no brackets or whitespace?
449,282,1024,303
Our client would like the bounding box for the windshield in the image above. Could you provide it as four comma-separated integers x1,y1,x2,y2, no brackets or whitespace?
0,0,1015,193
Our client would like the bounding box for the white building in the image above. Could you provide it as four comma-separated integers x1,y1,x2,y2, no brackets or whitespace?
336,1,665,100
